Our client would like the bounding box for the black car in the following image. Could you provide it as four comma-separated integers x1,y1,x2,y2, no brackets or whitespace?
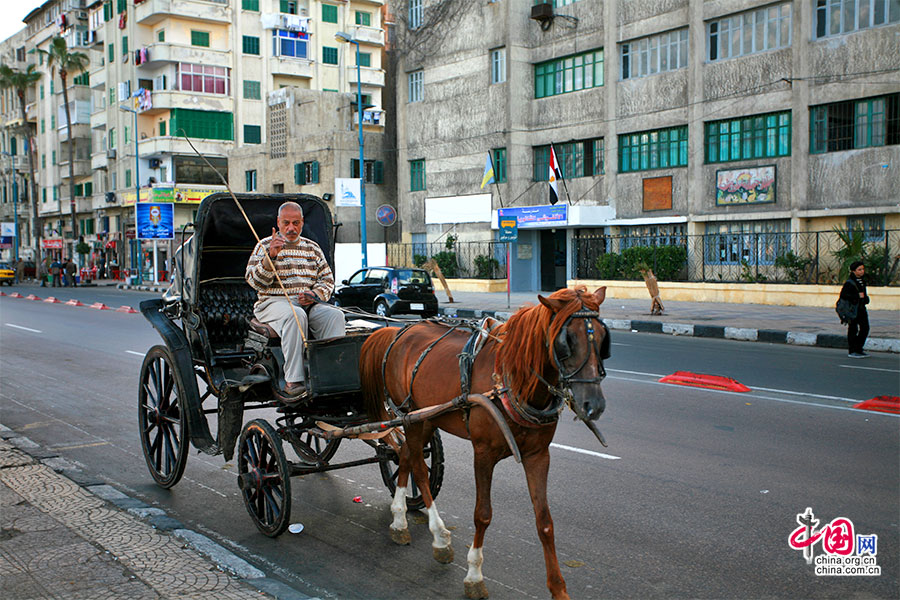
333,267,439,317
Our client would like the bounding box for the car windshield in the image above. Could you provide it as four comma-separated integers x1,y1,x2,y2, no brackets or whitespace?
395,269,431,285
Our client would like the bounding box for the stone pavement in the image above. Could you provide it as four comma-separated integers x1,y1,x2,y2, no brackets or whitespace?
0,430,311,600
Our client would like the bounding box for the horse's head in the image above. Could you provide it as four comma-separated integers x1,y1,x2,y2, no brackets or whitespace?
538,286,608,421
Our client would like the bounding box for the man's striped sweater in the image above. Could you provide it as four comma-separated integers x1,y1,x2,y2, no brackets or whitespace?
245,235,335,309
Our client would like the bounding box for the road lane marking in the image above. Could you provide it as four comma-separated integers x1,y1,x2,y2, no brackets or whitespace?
839,364,899,373
5,323,42,333
125,350,144,357
52,441,111,451
609,367,666,378
550,442,621,460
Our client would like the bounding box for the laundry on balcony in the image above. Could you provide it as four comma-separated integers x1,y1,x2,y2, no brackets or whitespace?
260,13,309,33
133,88,152,112
134,48,150,65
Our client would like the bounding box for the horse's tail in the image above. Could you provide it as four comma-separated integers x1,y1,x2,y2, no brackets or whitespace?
359,327,399,422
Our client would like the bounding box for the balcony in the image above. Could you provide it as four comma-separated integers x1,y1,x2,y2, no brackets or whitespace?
136,0,232,26
138,89,233,116
349,66,385,88
58,159,92,179
25,102,37,122
58,123,91,140
89,67,106,90
352,26,385,47
91,109,106,129
269,56,313,79
91,151,108,170
139,42,231,68
137,135,232,159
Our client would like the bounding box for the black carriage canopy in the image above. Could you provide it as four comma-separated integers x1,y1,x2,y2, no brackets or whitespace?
165,193,334,305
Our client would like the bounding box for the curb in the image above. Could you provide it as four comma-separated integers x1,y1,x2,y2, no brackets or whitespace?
438,307,900,353
0,425,316,600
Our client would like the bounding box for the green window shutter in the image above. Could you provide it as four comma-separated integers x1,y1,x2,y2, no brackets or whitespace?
242,36,260,55
244,125,261,144
109,87,114,105
373,160,383,184
117,0,126,14
75,184,83,197
108,43,114,62
311,161,319,184
280,0,296,14
322,4,338,23
294,163,302,185
350,158,359,178
52,151,56,165
191,31,210,47
41,119,45,133
242,0,260,10
323,46,338,65
50,81,54,94
157,30,165,42
40,85,44,99
122,36,128,54
9,137,15,155
104,1,112,21
41,154,46,168
126,169,131,187
85,182,93,196
355,11,371,26
51,115,55,129
358,52,371,67
170,109,234,141
243,80,261,99
159,120,166,136
42,188,46,202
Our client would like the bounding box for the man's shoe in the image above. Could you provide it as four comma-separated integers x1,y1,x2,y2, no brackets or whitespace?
848,352,868,358
279,382,307,405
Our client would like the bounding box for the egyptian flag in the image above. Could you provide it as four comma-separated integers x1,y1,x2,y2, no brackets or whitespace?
549,144,561,205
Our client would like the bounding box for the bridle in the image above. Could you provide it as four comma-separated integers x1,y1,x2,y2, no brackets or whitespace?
501,303,607,427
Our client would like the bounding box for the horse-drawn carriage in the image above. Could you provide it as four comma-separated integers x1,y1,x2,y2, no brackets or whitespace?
137,193,444,536
138,192,611,600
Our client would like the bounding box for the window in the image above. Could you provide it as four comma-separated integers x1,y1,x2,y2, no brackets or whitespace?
242,0,259,10
409,0,423,29
704,220,790,265
322,4,338,23
50,81,54,94
535,48,603,98
117,0,126,14
41,119,45,134
279,0,297,14
169,109,234,141
125,169,131,187
356,11,372,26
51,115,55,129
191,31,210,48
619,126,688,173
157,30,165,42
173,155,228,184
73,72,89,86
705,111,791,163
815,0,900,39
109,87,114,106
159,121,166,136
246,170,257,191
108,42,114,62
408,70,423,103
620,29,688,80
295,161,320,185
322,46,338,65
410,159,426,191
8,137,15,156
178,63,230,95
243,80,261,99
847,215,885,241
109,127,116,149
493,147,507,183
357,52,371,67
533,139,604,180
351,159,384,184
810,93,899,153
491,47,506,84
42,154,46,168
708,3,791,61
122,35,128,54
42,188,46,202
40,84,44,99
124,126,130,144
244,124,261,144
103,1,112,21
242,35,260,55
52,151,56,165
273,30,308,58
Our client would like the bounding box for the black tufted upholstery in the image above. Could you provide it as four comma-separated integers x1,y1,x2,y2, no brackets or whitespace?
196,282,258,348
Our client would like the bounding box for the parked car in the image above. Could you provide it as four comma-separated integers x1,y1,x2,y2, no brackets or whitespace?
0,262,15,285
333,267,439,317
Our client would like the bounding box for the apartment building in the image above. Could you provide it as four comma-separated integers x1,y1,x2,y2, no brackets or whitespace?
394,0,899,291
14,0,386,274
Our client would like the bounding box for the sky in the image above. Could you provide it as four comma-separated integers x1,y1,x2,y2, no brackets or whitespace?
0,1,45,50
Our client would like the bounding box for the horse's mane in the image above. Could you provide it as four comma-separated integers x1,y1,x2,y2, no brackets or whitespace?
494,285,599,402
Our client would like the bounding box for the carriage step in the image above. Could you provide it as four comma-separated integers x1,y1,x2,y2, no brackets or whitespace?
232,373,271,392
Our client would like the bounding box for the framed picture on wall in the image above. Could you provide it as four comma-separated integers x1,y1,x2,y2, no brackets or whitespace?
715,165,776,206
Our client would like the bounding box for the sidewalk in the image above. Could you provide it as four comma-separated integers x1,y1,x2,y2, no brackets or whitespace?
0,427,310,600
114,281,900,353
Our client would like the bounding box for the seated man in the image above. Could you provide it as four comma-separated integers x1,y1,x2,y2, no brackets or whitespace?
245,201,345,400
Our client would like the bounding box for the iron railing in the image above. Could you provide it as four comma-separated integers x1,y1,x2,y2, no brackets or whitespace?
386,241,508,279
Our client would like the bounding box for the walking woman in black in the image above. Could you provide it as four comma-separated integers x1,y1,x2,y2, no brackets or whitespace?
841,260,870,358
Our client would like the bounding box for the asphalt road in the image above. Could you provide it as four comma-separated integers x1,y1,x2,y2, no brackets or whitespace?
1,287,898,599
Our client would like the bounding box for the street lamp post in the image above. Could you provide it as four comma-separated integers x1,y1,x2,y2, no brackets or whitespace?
335,31,368,269
1,151,19,266
119,105,145,284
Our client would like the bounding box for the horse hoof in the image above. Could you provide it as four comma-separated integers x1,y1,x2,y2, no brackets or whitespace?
390,527,411,545
464,580,489,599
433,544,454,564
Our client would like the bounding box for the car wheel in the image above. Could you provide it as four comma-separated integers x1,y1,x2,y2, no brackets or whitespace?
375,300,390,317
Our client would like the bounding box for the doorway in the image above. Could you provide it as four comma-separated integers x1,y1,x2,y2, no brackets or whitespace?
540,229,567,291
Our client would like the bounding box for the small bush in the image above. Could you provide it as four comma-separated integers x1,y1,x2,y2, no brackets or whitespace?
774,251,813,283
432,251,458,278
474,255,501,279
413,254,427,268
594,245,687,281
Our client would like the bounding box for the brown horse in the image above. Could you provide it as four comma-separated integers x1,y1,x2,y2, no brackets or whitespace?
360,286,608,599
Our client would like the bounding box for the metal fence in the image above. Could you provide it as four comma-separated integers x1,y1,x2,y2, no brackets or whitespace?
573,230,900,286
386,241,508,279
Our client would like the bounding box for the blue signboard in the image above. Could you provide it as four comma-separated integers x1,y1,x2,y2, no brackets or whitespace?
136,203,174,240
498,216,518,242
498,204,567,229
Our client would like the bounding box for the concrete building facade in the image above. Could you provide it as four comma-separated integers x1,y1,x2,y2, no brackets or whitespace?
393,0,899,291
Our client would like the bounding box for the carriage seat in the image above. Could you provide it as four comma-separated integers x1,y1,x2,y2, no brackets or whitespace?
249,318,280,340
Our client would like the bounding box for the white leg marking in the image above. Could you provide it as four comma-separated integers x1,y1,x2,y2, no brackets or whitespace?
390,486,408,532
427,502,451,549
464,545,484,584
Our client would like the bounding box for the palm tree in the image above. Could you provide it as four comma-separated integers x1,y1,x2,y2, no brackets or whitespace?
37,37,88,258
0,63,42,265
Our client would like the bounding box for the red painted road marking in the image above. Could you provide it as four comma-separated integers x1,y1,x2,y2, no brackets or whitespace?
659,371,751,393
853,396,900,415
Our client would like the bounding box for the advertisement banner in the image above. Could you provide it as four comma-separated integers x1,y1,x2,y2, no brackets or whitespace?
335,178,362,207
122,185,225,205
41,239,64,249
136,203,175,240
498,204,567,229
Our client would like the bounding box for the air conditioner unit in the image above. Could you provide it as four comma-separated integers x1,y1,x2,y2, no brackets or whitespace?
531,3,554,24
105,192,116,203
76,11,88,20
149,158,161,169
106,149,116,159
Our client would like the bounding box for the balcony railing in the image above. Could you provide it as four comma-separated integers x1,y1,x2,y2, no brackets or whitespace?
135,0,231,26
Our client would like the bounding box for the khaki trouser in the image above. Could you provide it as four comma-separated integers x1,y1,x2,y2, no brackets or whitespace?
254,297,346,383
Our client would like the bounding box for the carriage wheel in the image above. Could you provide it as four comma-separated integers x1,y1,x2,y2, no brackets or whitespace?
238,419,292,537
288,432,342,465
138,345,190,489
379,430,444,510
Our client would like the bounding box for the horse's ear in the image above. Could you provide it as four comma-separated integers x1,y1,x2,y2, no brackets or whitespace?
593,286,607,306
538,295,565,312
